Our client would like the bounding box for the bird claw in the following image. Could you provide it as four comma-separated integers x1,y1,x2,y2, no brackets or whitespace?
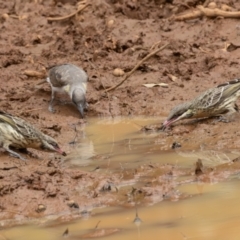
48,106,55,113
9,152,26,161
217,116,229,123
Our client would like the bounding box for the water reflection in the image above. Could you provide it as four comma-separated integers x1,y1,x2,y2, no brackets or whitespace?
133,208,142,240
3,117,240,240
176,148,240,166
65,117,239,169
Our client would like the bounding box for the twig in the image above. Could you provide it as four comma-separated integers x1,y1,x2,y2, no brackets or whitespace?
95,220,101,229
47,3,90,22
99,77,114,118
69,125,78,145
105,42,170,92
83,53,113,118
174,5,240,21
149,40,162,51
62,228,69,237
21,107,44,114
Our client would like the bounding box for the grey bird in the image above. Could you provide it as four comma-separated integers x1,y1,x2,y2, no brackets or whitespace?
163,79,240,128
0,111,66,160
46,64,88,118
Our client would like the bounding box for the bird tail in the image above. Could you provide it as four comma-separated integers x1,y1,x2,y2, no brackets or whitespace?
217,78,240,87
219,79,240,99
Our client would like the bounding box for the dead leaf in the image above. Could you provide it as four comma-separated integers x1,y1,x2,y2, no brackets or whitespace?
226,42,240,52
221,42,240,52
23,70,46,78
142,83,168,88
167,74,178,82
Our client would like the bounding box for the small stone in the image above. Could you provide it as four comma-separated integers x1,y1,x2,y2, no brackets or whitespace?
113,68,125,77
171,142,181,149
208,2,216,9
67,200,79,209
2,13,9,20
107,19,114,28
36,204,46,213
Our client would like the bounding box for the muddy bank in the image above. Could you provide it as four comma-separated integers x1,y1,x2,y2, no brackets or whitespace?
1,0,240,225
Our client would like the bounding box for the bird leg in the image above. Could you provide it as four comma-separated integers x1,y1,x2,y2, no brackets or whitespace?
48,90,56,113
217,107,238,123
217,116,230,123
3,145,26,161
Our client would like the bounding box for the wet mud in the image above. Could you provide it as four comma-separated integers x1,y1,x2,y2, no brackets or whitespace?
1,0,240,226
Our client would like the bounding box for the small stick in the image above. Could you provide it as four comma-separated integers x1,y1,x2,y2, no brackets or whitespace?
95,220,101,229
174,6,240,21
20,107,44,114
69,125,78,145
47,3,90,21
149,40,162,51
105,42,170,92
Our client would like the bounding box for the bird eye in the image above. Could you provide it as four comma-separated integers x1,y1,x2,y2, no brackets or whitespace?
50,142,59,148
171,113,181,120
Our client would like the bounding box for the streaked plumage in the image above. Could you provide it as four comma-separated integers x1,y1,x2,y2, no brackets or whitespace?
0,111,66,160
163,79,240,128
46,63,88,118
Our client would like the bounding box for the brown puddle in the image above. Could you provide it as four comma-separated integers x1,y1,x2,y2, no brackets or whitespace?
2,117,240,240
3,181,240,240
65,117,196,170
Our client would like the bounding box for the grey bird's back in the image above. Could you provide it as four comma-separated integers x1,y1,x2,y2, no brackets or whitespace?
48,64,88,88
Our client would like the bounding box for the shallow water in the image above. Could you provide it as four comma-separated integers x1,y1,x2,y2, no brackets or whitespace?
3,179,240,240
65,117,238,169
2,117,240,239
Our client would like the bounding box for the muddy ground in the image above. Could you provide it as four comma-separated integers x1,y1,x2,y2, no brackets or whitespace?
1,0,240,226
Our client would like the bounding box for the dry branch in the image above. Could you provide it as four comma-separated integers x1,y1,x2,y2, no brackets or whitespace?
174,5,240,21
105,42,170,92
47,3,90,22
20,107,44,114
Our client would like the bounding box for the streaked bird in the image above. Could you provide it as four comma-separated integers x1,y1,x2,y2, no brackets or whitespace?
0,111,66,160
163,79,240,128
46,63,88,118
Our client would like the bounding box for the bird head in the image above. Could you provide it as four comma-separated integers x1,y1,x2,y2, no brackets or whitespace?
41,135,66,156
72,87,87,118
163,102,193,128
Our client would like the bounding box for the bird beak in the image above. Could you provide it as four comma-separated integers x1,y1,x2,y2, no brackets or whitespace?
77,104,85,118
163,118,178,128
163,109,193,128
55,147,67,156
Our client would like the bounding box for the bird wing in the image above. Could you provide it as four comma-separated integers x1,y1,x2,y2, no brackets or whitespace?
0,111,38,140
196,87,224,109
198,81,240,109
49,64,88,87
49,65,72,87
208,87,224,107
